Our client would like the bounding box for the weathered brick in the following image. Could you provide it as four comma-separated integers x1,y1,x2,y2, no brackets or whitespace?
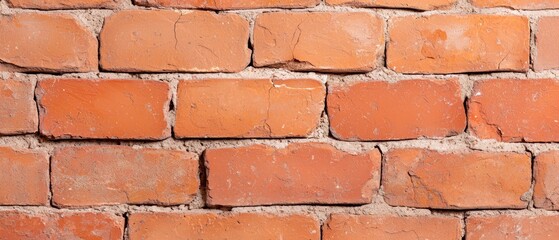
0,147,48,206
51,146,199,207
467,215,559,239
469,79,559,142
534,151,559,209
472,0,559,9
383,149,531,209
37,79,170,140
323,214,462,240
388,15,530,74
134,0,319,9
535,17,559,71
253,12,384,72
175,79,325,138
129,212,319,240
205,143,381,206
0,80,37,135
327,79,465,141
7,0,119,9
0,13,97,73
0,211,124,240
100,10,250,73
326,0,456,10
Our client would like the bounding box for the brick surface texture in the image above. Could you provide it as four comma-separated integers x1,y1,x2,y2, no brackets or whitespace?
1,0,558,239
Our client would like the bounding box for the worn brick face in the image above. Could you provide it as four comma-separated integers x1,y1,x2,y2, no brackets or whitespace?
134,0,320,9
383,149,531,209
325,0,456,10
471,0,559,9
205,143,381,206
7,0,119,9
388,15,530,74
0,147,48,206
175,79,325,138
534,151,559,210
467,215,559,239
253,12,384,72
535,17,559,71
0,80,37,135
51,146,199,207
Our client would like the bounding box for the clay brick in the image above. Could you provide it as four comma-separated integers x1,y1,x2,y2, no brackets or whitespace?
128,212,319,240
253,12,384,73
534,151,559,209
134,0,319,9
388,15,530,74
7,0,119,9
326,0,456,10
467,215,559,239
472,0,559,9
37,79,170,140
327,79,465,141
100,10,250,73
0,211,124,239
175,79,325,138
51,146,199,207
469,79,559,142
383,149,531,209
0,13,97,73
323,214,462,240
535,17,559,71
0,147,48,206
0,80,37,135
205,143,381,206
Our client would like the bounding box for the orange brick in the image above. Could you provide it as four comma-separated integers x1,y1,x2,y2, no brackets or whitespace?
326,0,456,10
100,10,250,73
534,151,559,210
0,211,124,239
129,212,319,239
383,149,531,209
175,79,325,138
323,214,462,240
37,79,170,140
253,12,384,72
205,143,381,206
0,80,37,135
0,13,97,73
472,0,559,9
51,146,199,207
388,15,529,74
469,79,559,142
467,215,559,239
0,147,48,206
327,79,465,141
535,17,559,71
134,0,319,9
7,0,119,9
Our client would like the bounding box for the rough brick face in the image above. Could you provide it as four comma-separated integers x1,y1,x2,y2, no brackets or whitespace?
468,79,559,142
326,0,456,10
327,79,465,141
0,13,97,73
37,79,170,140
51,146,199,207
471,0,559,9
100,10,251,73
134,0,319,9
388,15,530,74
534,151,559,210
7,0,119,9
0,211,124,239
0,147,48,206
128,213,319,240
0,80,37,135
253,12,384,72
383,149,531,209
535,17,559,71
467,215,559,239
175,79,325,138
323,214,462,240
205,143,381,206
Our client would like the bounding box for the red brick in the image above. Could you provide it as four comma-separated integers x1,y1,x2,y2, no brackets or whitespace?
469,79,559,142
0,13,97,73
467,215,559,239
327,79,465,141
323,214,462,240
0,147,48,206
383,149,531,209
7,0,119,9
205,143,381,206
0,80,37,134
100,10,250,73
175,79,325,138
535,17,559,71
472,0,559,9
134,0,319,9
253,12,384,73
326,0,456,10
51,146,199,207
129,212,319,240
534,151,559,209
388,15,530,74
37,79,170,140
0,211,124,240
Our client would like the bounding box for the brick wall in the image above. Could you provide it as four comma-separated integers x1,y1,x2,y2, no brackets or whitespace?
1,0,559,239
